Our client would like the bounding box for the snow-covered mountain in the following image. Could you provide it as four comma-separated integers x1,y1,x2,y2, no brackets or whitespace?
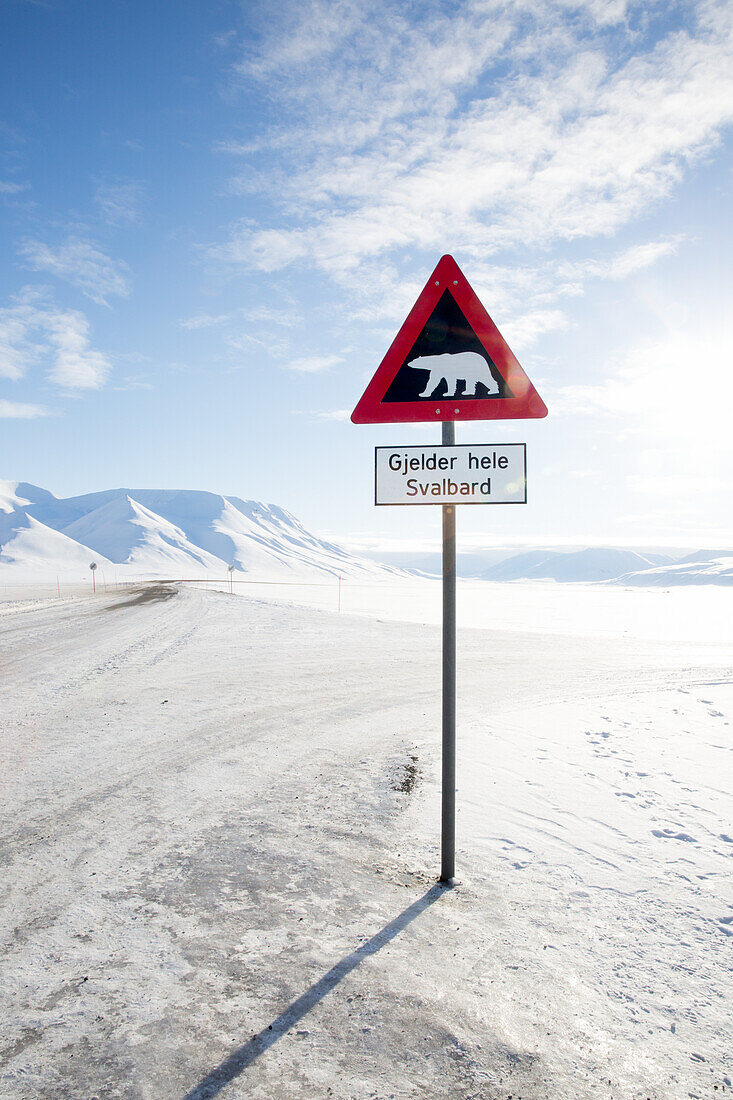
481,547,672,583
0,481,56,515
0,512,113,574
0,481,401,581
477,545,731,585
614,553,733,586
2,480,729,586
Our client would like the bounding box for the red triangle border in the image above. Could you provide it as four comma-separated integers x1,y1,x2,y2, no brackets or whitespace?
351,255,548,424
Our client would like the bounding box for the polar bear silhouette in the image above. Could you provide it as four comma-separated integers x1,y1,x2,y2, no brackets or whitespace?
412,351,499,398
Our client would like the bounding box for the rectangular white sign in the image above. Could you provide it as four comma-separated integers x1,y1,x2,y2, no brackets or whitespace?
375,444,527,506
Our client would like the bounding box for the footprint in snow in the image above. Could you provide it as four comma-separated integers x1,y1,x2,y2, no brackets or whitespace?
651,828,697,843
716,916,733,937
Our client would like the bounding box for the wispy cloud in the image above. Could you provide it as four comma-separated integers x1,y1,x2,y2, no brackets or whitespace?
0,304,36,381
0,180,28,195
179,313,232,330
180,306,300,332
556,238,681,286
606,240,679,279
243,304,301,327
333,236,675,356
309,408,351,420
0,398,52,419
20,237,131,305
45,310,112,387
0,287,112,390
94,178,143,225
219,0,733,287
113,376,154,391
286,354,342,372
501,309,570,350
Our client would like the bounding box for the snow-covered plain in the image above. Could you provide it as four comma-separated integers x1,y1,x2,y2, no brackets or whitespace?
1,578,731,1099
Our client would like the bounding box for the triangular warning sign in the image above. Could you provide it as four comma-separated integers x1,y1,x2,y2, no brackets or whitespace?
351,255,547,424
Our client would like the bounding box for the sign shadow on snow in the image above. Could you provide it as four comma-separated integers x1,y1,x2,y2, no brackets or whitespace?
180,883,452,1100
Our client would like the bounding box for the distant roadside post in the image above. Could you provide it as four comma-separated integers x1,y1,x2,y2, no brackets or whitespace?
351,254,547,883
89,561,97,593
228,563,235,595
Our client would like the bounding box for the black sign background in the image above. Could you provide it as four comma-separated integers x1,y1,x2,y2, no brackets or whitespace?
382,290,512,403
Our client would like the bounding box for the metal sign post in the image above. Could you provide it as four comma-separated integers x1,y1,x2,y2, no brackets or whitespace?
351,254,547,884
441,420,456,882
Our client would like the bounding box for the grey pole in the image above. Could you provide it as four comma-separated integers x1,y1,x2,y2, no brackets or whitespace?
440,419,456,883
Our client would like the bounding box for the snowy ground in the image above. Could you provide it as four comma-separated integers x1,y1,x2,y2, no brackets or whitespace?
1,580,731,1099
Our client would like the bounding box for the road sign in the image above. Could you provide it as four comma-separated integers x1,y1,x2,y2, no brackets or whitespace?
351,254,547,424
351,254,549,886
375,444,526,505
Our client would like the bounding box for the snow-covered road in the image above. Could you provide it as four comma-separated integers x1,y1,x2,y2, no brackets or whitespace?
1,584,731,1099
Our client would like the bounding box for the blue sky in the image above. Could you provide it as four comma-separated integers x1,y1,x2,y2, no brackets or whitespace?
1,0,731,555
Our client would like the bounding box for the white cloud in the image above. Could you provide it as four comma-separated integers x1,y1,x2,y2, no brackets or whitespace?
179,313,232,330
180,306,300,332
220,0,733,282
554,238,680,288
45,310,112,388
311,408,351,420
215,225,308,271
0,312,37,380
21,237,131,305
336,236,671,351
286,354,342,372
113,377,153,392
0,287,112,390
607,240,679,278
501,309,570,350
0,399,52,419
0,180,27,195
243,305,301,327
225,329,291,359
94,178,143,225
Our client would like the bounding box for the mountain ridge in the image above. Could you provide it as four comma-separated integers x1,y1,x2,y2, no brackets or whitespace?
0,482,402,581
1,481,730,585
480,547,674,583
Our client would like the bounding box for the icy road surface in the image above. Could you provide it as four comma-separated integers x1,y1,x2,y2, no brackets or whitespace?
1,583,731,1099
